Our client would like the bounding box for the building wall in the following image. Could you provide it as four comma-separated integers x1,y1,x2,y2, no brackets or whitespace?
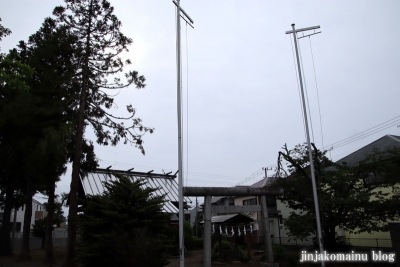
341,186,396,247
234,196,258,221
276,199,314,246
2,199,46,232
234,196,284,244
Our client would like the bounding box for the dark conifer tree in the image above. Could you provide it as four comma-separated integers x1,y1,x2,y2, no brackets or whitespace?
52,1,152,265
0,20,34,256
78,175,170,267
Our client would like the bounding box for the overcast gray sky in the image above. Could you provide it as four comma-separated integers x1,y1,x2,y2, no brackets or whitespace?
1,0,400,201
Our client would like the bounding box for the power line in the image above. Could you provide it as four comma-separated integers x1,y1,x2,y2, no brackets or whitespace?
308,36,326,155
323,115,400,151
235,164,276,186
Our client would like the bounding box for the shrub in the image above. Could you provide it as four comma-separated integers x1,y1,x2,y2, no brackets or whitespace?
77,175,171,267
192,236,203,249
212,240,231,261
273,244,286,261
238,247,249,263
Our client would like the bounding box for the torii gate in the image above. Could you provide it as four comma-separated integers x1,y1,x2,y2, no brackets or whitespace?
184,187,281,267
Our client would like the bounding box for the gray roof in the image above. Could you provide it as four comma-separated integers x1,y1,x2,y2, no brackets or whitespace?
211,196,225,204
81,169,192,214
335,135,400,166
250,177,276,188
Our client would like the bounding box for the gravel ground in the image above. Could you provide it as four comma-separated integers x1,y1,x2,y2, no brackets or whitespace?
0,248,66,267
1,248,395,267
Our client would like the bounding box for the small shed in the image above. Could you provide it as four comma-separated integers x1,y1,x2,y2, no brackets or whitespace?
201,214,256,261
208,214,254,225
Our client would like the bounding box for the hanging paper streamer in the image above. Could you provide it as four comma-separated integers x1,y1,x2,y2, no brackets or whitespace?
211,222,261,236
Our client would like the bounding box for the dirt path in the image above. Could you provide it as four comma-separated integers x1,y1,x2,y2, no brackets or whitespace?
0,248,66,267
1,248,393,267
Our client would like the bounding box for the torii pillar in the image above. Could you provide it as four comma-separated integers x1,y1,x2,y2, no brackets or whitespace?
184,187,281,267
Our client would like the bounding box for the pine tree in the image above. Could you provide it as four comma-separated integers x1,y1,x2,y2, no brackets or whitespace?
0,19,34,256
10,18,80,261
0,17,95,259
0,18,33,92
78,175,171,267
51,2,153,265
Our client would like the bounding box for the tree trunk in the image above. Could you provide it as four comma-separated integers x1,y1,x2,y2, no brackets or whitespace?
64,3,93,267
323,225,337,251
44,180,55,263
64,62,88,267
19,178,33,260
12,206,17,239
12,205,18,250
0,184,15,256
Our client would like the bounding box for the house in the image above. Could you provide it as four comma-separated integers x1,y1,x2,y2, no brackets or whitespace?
0,198,46,234
235,178,313,246
197,196,234,217
211,196,235,209
198,182,307,245
270,134,400,248
333,134,400,247
189,205,202,227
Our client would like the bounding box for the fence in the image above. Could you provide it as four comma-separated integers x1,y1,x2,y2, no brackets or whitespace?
272,236,392,248
12,237,67,250
10,228,68,239
272,237,313,246
346,238,392,248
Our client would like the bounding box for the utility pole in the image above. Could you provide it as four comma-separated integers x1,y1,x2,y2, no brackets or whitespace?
173,1,193,267
286,24,325,267
195,196,198,236
262,167,272,187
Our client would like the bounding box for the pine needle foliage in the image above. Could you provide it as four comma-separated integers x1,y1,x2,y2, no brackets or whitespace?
51,1,154,263
77,174,171,267
52,0,154,149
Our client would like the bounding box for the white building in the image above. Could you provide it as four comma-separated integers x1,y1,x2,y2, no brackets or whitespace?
0,199,46,233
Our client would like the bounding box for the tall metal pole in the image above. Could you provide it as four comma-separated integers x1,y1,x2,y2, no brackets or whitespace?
203,195,212,267
195,196,198,236
176,0,185,266
290,23,325,267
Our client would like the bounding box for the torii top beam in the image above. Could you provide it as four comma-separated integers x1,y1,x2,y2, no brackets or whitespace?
183,187,282,197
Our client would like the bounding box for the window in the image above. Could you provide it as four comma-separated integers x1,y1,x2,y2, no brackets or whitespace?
243,198,257,205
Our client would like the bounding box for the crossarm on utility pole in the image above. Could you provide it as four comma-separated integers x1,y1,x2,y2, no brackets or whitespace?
285,25,320,34
172,0,194,24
